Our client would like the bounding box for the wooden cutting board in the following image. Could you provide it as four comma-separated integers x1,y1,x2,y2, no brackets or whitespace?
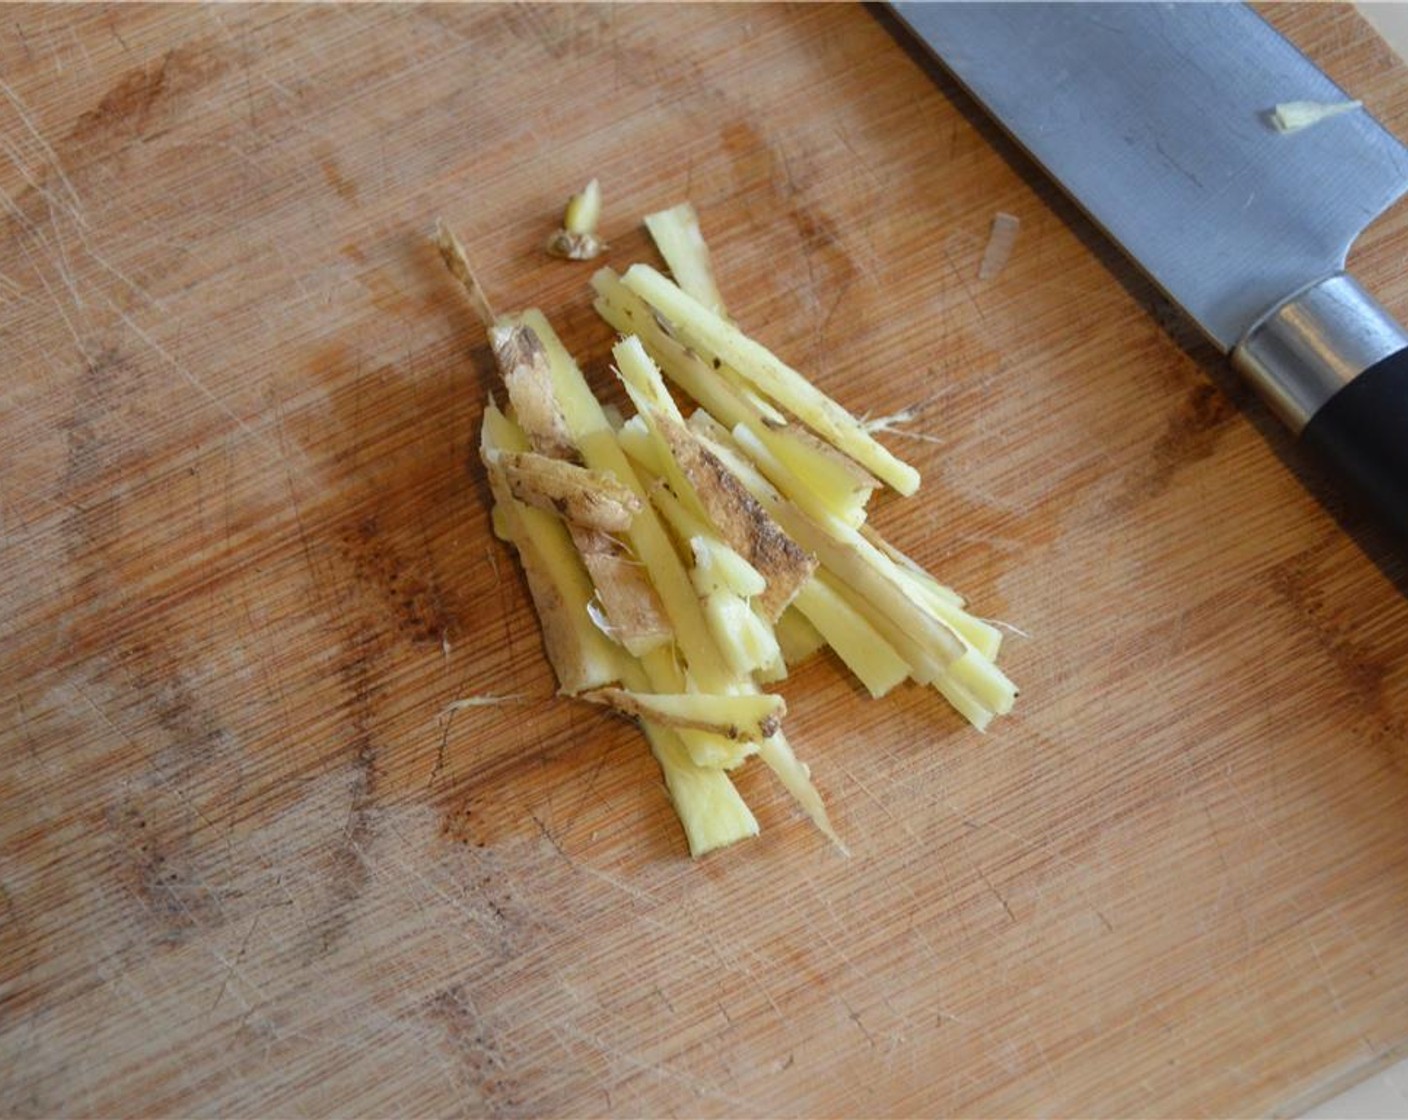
4,5,1408,1116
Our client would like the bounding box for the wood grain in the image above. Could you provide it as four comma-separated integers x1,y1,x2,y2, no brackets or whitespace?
3,5,1407,1116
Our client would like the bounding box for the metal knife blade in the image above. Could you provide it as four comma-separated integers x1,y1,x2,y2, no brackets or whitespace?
894,1,1408,541
894,2,1408,352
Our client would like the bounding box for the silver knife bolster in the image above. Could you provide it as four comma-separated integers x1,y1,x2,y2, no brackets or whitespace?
1232,274,1408,434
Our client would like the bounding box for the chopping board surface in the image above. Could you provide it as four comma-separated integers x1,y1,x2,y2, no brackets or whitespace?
3,5,1408,1116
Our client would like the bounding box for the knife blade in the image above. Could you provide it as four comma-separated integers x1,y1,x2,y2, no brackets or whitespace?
893,1,1408,542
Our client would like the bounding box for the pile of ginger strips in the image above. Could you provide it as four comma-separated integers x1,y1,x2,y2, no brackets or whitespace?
437,196,1018,858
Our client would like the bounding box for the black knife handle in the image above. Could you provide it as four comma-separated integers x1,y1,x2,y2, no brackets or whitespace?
1233,274,1408,544
1300,347,1408,541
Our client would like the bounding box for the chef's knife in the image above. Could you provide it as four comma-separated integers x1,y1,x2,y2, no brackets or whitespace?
892,2,1408,541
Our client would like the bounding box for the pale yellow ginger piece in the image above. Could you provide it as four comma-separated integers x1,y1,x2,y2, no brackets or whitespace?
490,322,577,461
440,223,763,855
731,377,790,427
854,524,1007,663
644,201,727,317
756,415,878,529
645,477,712,547
643,719,759,854
485,449,641,533
751,644,789,686
490,503,512,542
623,649,758,849
758,732,845,854
724,406,877,531
441,238,667,657
793,576,909,699
731,420,1009,708
621,263,920,495
645,483,784,685
581,688,784,742
692,415,1015,724
610,336,702,531
492,496,615,695
843,528,1012,709
701,586,783,677
644,486,781,678
773,605,826,667
546,178,607,260
647,484,786,687
677,730,756,770
481,406,619,694
858,524,965,607
631,648,755,772
1270,99,1361,134
944,646,1017,718
822,509,1013,712
613,335,815,621
616,415,668,478
434,218,496,327
723,422,964,676
594,269,878,528
564,178,603,235
978,211,1019,281
689,535,766,599
487,320,670,657
520,311,736,694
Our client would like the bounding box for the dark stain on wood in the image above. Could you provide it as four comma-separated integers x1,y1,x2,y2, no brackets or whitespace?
67,46,227,150
1270,544,1404,759
118,642,242,786
58,348,233,771
1149,382,1238,486
425,983,522,1116
299,620,383,961
0,41,231,259
59,348,132,609
337,513,459,646
1112,380,1239,510
301,773,376,961
297,338,479,651
337,620,385,786
106,791,236,944
52,348,250,948
315,140,359,204
440,794,522,852
56,344,229,671
61,346,131,487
